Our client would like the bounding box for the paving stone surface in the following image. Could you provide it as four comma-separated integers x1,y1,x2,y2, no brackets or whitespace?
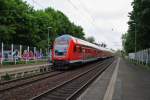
78,58,150,100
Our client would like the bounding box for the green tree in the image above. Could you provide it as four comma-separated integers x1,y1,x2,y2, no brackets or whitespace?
0,0,85,49
123,0,150,53
85,36,95,43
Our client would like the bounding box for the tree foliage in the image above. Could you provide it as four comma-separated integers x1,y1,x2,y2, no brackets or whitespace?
85,36,95,43
123,0,150,53
0,0,85,49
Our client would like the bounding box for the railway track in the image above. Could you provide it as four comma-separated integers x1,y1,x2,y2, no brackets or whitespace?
0,70,52,85
0,61,102,92
31,58,114,100
0,71,64,92
0,58,114,100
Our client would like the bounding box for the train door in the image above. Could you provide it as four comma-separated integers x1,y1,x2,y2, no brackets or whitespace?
82,47,86,61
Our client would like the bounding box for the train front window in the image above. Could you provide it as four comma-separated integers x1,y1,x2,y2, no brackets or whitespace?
54,36,69,56
54,44,68,56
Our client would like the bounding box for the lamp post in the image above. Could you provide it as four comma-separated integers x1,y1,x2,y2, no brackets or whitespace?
133,14,137,62
135,27,136,54
134,14,137,53
47,27,52,59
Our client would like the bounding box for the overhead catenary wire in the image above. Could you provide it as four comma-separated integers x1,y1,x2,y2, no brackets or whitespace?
67,0,98,30
67,0,79,10
77,0,97,25
32,0,45,9
66,0,107,44
1,0,98,31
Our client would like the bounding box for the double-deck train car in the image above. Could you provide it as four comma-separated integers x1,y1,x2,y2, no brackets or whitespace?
52,34,113,69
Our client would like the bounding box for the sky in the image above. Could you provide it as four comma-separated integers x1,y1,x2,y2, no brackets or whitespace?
25,0,133,50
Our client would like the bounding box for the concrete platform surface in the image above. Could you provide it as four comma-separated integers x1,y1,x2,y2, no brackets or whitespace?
0,63,52,74
77,58,150,100
0,63,52,80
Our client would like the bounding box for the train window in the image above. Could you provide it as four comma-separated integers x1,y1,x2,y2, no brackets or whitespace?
74,46,82,53
89,49,92,53
83,49,85,52
54,45,67,56
85,49,88,53
73,45,82,53
74,46,77,52
77,48,79,52
77,46,81,52
54,42,68,56
79,47,82,52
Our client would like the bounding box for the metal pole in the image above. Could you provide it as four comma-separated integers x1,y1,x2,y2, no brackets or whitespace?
48,28,49,56
148,49,150,65
135,29,136,53
20,45,22,59
46,48,47,59
40,48,42,60
34,47,36,60
26,46,29,63
11,44,14,61
146,49,148,65
47,27,52,60
28,46,29,61
142,50,144,64
1,42,3,64
32,0,34,8
134,14,137,54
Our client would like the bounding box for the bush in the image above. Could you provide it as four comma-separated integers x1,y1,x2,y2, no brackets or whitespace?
2,73,12,80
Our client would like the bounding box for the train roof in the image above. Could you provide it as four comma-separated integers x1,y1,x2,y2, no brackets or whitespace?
55,34,111,52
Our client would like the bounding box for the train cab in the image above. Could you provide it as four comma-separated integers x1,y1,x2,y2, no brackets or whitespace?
52,35,72,69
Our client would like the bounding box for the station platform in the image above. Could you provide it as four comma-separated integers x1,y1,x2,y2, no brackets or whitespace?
0,63,52,80
77,58,150,100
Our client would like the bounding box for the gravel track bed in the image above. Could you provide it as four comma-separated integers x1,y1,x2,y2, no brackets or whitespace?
32,59,113,100
0,71,63,92
0,59,111,100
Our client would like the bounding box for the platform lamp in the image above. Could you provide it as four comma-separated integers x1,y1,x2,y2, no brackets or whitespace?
47,27,52,58
133,14,137,61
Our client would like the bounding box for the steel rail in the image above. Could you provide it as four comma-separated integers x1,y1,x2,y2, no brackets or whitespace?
30,58,114,100
0,71,64,92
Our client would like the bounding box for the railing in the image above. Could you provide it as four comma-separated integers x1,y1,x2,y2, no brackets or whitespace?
0,42,52,65
128,48,150,66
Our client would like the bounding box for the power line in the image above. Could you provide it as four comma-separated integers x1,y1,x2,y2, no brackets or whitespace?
67,0,98,31
32,0,99,33
32,0,34,8
78,0,95,23
67,0,106,41
33,0,45,9
32,0,96,33
66,0,109,46
67,0,79,10
65,0,94,31
77,0,104,34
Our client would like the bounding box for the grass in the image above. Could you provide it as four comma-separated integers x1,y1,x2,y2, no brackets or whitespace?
126,58,150,70
1,73,12,81
0,60,49,68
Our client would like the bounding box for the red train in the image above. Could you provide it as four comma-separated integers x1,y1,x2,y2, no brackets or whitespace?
52,35,113,69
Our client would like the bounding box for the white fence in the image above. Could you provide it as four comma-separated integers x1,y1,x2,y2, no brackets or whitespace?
128,48,150,65
0,42,51,64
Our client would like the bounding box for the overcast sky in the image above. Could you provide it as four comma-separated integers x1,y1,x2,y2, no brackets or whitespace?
25,0,133,50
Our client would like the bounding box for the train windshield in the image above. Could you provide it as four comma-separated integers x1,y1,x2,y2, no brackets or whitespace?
54,36,70,56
